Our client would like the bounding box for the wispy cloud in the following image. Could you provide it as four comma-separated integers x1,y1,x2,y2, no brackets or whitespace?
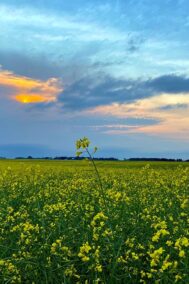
88,93,189,139
0,4,129,43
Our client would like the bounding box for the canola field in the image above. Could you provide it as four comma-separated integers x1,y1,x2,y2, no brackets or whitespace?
0,159,188,283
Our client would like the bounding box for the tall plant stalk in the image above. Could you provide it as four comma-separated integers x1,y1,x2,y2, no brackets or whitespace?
75,137,108,211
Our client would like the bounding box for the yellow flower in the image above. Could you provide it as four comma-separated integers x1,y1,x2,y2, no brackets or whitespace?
0,260,5,266
161,260,172,271
175,275,182,282
140,270,146,278
179,250,185,258
150,259,157,267
152,234,159,242
147,273,152,279
80,256,90,262
95,264,102,272
131,252,139,260
181,237,189,247
166,240,173,246
181,198,188,209
78,242,92,262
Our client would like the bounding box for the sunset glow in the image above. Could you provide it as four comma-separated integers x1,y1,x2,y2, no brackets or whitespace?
88,93,189,139
0,70,62,104
1,0,189,158
14,93,56,104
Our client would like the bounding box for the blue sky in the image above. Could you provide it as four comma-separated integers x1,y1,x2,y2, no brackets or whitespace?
0,0,189,158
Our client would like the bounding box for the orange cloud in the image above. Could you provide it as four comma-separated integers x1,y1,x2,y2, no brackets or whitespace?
0,69,62,104
88,93,189,139
15,93,56,104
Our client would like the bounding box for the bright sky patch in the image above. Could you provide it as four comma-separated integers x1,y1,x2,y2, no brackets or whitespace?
0,70,62,104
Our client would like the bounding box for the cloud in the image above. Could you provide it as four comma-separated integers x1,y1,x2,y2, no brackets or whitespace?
0,51,63,80
55,73,189,140
87,92,189,139
58,75,147,110
0,69,62,104
146,74,189,93
59,73,189,111
1,65,189,140
0,4,129,43
0,2,144,74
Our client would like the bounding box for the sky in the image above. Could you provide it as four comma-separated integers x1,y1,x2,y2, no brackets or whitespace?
0,0,189,158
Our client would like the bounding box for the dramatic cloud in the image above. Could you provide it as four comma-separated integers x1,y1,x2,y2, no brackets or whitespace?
0,0,189,157
59,74,189,110
0,69,62,104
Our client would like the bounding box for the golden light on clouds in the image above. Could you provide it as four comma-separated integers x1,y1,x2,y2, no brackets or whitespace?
88,93,189,139
0,69,62,104
15,93,56,104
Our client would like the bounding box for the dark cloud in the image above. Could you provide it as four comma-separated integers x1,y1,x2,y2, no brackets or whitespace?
0,51,63,80
58,73,189,111
59,75,149,110
146,74,189,93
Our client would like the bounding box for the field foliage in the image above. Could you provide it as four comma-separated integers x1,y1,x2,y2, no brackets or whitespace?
0,160,188,283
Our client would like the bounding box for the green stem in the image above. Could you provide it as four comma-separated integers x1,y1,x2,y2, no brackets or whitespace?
86,148,103,190
85,148,108,212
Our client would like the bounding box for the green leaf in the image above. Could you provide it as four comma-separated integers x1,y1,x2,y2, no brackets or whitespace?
76,151,83,157
93,146,98,154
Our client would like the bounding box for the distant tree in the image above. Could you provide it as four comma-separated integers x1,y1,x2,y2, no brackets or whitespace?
27,156,33,159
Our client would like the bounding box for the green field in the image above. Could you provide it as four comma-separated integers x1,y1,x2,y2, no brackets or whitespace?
0,160,188,283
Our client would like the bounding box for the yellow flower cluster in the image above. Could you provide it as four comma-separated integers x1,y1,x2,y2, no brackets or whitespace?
0,160,188,283
78,242,92,262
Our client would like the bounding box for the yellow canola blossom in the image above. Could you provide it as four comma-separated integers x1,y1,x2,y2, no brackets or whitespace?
0,161,188,283
78,242,92,262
